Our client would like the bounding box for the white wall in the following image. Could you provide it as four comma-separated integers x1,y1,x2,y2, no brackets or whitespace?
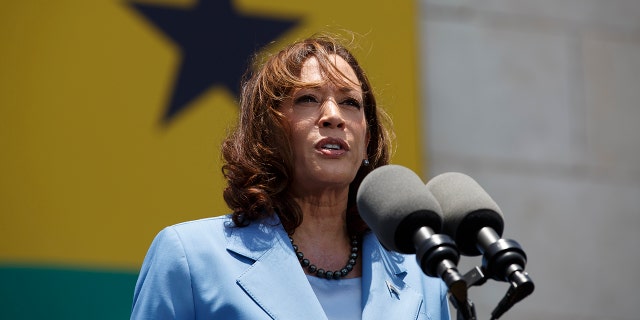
418,1,640,319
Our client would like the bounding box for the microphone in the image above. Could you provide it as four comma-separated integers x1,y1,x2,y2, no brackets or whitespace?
356,165,467,302
426,172,534,319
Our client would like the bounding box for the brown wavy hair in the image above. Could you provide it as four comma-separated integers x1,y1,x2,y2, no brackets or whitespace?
221,35,393,235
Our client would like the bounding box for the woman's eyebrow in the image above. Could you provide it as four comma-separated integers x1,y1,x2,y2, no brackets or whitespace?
339,86,363,96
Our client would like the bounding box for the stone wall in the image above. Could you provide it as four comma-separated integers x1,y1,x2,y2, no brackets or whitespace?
418,1,640,319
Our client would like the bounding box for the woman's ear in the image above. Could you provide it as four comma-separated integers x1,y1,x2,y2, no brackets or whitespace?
364,130,371,162
366,128,371,146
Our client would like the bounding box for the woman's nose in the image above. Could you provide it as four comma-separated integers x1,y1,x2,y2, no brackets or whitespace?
319,99,345,129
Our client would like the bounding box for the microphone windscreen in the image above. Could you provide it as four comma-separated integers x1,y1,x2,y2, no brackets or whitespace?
357,164,443,253
426,172,504,256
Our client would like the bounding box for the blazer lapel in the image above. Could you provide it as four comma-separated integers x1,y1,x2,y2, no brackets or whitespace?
361,232,426,320
226,217,327,320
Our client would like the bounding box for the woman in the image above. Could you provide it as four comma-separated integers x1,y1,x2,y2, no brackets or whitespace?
131,35,450,320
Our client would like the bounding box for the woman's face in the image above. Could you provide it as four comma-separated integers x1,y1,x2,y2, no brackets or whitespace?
280,54,369,196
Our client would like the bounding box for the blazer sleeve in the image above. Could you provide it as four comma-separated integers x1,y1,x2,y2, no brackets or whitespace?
418,272,451,320
131,227,195,320
439,278,451,320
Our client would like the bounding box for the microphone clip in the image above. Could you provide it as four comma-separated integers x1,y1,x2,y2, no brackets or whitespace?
456,231,535,320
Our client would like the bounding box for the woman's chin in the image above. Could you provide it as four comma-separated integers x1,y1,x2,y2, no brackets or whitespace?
311,169,358,187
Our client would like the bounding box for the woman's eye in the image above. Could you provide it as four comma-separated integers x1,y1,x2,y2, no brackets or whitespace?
341,98,362,109
294,95,318,104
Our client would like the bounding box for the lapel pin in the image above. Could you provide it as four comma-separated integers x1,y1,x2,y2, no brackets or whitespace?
385,280,400,299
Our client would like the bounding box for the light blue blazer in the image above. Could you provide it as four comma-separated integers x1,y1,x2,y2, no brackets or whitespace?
131,215,451,320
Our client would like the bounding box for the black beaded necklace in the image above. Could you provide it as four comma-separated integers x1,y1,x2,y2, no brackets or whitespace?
289,235,359,280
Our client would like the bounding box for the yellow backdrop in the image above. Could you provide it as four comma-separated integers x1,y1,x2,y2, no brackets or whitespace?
0,0,422,318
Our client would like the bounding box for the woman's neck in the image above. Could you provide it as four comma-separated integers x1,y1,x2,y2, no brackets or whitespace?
289,189,361,278
291,187,349,238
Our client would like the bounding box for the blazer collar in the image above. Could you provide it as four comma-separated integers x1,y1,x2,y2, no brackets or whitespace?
225,216,327,319
225,217,425,320
361,232,426,320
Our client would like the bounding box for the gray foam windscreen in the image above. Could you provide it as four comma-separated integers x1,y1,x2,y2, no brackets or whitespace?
357,164,443,253
426,172,504,255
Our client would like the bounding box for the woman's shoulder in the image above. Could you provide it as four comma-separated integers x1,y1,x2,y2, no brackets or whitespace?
153,215,233,247
159,214,284,247
169,214,232,230
147,213,286,270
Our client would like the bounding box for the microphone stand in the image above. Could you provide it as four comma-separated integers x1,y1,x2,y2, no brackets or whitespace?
453,228,535,320
450,267,485,320
413,227,476,320
478,228,535,319
450,294,477,320
488,270,534,320
457,265,533,320
412,227,534,319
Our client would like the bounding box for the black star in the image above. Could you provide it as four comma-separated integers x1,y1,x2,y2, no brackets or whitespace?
129,0,299,124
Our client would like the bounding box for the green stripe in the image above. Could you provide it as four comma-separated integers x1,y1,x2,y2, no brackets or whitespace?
0,265,138,320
